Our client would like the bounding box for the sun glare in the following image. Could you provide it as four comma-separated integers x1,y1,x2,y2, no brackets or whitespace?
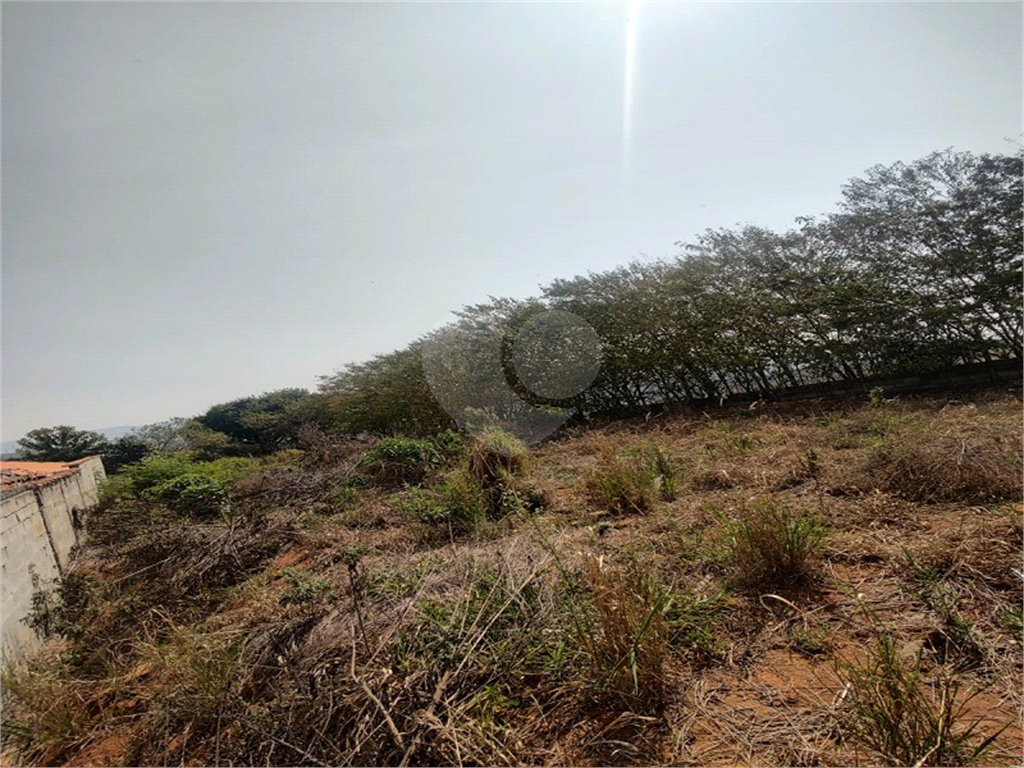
623,0,640,190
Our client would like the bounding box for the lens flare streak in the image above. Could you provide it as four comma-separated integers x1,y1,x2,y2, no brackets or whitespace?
622,0,639,186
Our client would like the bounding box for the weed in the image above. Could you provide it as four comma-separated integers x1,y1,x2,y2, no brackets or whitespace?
583,450,655,514
148,474,227,519
787,625,833,657
901,551,986,670
22,570,95,643
999,608,1022,644
0,658,94,766
280,567,334,605
575,553,670,706
648,444,678,501
365,565,421,600
703,422,757,457
869,386,895,407
395,473,488,536
326,482,362,510
723,497,826,588
866,413,901,437
861,421,1022,502
833,629,1008,766
664,589,728,663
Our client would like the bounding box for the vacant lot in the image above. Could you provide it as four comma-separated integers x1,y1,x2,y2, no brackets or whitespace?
3,384,1022,767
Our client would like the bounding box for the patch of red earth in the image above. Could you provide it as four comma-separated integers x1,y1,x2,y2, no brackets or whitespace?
665,651,848,766
272,547,311,570
63,734,126,768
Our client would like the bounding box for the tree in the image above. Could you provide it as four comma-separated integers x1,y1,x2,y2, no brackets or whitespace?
197,389,311,454
102,435,151,474
132,418,195,453
17,426,110,463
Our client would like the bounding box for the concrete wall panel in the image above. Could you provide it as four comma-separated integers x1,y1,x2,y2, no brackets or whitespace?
1,457,106,662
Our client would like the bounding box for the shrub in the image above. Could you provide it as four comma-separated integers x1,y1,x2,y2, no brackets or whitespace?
396,473,487,536
647,444,678,501
280,567,334,605
430,429,466,460
121,454,197,495
195,456,263,485
358,437,441,487
117,454,261,495
724,497,826,587
148,474,227,519
466,428,549,520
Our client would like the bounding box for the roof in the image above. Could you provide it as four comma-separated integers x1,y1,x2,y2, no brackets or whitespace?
0,457,100,491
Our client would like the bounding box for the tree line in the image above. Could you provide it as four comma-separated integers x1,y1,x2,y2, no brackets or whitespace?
311,147,1022,433
13,147,1022,466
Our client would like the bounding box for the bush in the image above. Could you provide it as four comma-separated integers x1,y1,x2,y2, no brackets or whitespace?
280,567,334,605
121,454,196,495
357,437,441,487
724,497,826,587
396,473,487,536
149,474,227,519
113,455,263,500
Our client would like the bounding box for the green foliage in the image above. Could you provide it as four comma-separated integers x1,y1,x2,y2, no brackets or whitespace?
723,497,826,587
197,388,311,455
430,428,466,459
16,426,110,462
110,454,263,507
395,473,487,535
358,436,442,487
307,148,1020,437
121,454,197,494
22,570,95,642
101,435,150,474
787,625,833,657
647,444,678,501
664,589,728,663
149,474,227,519
279,567,334,605
130,417,195,453
574,554,670,706
466,429,528,485
868,386,893,407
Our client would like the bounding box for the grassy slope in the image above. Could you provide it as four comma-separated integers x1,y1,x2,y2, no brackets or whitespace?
2,383,1022,767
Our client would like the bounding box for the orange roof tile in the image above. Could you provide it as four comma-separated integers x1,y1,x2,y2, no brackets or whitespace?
0,457,100,491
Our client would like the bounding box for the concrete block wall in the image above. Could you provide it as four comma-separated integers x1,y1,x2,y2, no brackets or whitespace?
1,456,105,662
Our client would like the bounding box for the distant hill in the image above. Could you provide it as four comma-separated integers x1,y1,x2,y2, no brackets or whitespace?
1,425,138,459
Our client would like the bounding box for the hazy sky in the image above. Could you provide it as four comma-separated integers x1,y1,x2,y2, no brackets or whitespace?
2,1,1020,441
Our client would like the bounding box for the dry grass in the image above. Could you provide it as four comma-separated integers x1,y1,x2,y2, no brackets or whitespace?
577,553,670,707
833,626,1009,766
2,383,1021,767
582,449,657,515
723,496,828,589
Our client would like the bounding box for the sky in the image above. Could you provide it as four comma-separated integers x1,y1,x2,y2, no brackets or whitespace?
2,1,1021,441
